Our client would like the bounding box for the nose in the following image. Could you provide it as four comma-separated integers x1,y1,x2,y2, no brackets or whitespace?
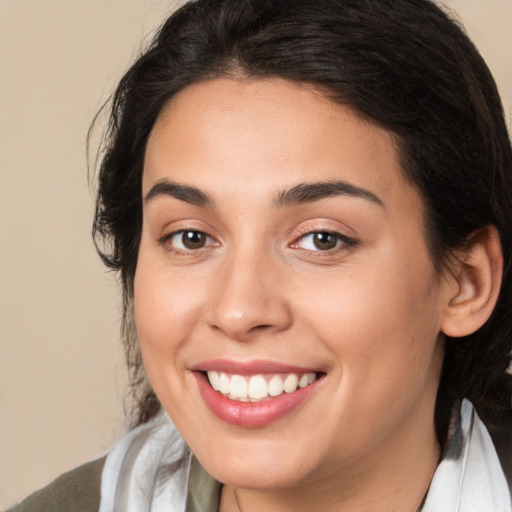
207,247,292,341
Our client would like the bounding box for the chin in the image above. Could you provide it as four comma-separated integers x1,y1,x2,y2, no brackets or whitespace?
204,456,312,490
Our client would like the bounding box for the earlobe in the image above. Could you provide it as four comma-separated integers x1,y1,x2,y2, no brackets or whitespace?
441,225,503,338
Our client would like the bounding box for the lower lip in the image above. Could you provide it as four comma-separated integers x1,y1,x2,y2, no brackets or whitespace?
193,372,321,428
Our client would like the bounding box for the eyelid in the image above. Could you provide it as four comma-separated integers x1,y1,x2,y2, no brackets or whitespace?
289,219,359,254
159,228,219,253
292,230,357,250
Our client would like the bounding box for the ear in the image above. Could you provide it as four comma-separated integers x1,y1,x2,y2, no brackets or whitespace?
441,225,503,338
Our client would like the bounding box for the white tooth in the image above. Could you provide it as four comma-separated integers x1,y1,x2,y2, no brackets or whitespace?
248,375,268,399
229,375,247,399
307,372,316,384
237,397,249,402
207,371,221,391
298,374,309,388
268,375,284,396
284,373,299,393
219,372,230,394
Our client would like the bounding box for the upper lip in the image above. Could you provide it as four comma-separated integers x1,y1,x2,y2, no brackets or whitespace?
190,359,322,375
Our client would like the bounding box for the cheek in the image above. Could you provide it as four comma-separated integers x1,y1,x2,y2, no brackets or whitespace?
133,251,203,375
295,250,442,391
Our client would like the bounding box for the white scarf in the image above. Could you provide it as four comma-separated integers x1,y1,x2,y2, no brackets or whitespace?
99,400,511,512
99,413,191,511
422,400,511,512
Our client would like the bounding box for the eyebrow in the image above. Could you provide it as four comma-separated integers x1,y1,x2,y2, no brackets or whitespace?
144,179,214,208
144,178,383,210
275,181,384,208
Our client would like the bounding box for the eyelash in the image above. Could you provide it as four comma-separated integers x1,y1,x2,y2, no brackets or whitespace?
292,230,358,254
159,227,358,258
158,230,217,254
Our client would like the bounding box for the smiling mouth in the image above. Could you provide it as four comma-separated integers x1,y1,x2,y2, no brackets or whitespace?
205,371,320,402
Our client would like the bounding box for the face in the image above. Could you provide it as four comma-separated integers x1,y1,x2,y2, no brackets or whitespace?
135,78,452,491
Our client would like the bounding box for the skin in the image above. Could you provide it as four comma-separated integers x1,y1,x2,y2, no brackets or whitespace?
135,78,463,512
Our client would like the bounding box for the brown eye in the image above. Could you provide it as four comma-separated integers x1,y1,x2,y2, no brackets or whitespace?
182,231,206,249
166,230,211,250
294,231,356,252
312,232,338,250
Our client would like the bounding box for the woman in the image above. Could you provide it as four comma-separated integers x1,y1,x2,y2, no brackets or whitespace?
8,0,511,510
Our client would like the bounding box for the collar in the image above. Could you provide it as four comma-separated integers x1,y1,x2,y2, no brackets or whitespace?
421,399,511,511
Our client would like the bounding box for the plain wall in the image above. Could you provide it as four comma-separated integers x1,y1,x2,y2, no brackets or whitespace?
0,0,510,508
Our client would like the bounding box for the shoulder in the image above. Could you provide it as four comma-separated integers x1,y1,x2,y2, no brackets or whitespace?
5,456,106,512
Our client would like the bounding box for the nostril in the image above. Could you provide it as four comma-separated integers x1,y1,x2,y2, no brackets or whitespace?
249,324,273,332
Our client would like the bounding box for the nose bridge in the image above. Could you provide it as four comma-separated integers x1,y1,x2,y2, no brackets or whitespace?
208,240,291,340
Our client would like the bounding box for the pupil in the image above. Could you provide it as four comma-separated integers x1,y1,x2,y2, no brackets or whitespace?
183,231,205,249
313,232,337,250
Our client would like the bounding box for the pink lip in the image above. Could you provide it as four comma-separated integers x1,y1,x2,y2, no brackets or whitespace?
191,359,324,428
191,358,320,375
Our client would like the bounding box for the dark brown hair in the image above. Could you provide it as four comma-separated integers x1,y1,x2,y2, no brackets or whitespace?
92,0,512,443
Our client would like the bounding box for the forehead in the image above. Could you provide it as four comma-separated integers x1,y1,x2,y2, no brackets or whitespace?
143,78,417,211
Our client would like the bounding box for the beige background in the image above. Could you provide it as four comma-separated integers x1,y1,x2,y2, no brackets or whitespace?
0,0,510,508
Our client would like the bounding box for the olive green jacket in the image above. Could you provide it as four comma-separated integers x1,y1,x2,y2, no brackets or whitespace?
5,455,221,512
5,457,106,512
